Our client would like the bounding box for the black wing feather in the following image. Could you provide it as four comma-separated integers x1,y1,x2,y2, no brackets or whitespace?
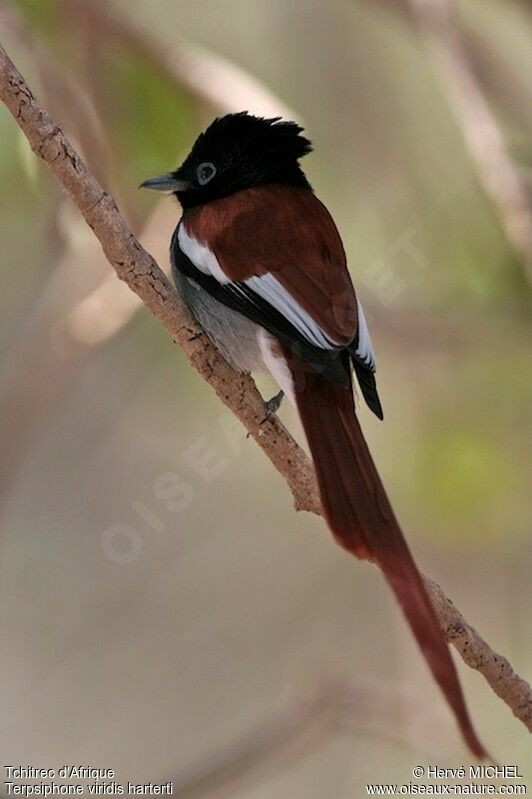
353,361,383,420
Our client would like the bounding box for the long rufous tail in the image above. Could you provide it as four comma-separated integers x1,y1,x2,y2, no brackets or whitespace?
290,361,486,759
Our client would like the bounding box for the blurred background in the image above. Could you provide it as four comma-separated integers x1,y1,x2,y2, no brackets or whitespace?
0,0,531,795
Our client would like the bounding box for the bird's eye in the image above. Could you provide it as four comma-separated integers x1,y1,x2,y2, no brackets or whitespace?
197,162,217,186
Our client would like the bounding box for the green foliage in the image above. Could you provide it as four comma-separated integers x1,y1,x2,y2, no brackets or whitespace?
109,50,197,186
15,127,39,191
0,111,41,208
12,0,197,185
420,427,508,526
414,343,531,543
11,0,60,35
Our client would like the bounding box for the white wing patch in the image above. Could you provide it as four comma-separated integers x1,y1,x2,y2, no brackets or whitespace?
245,273,338,350
355,298,376,371
178,225,230,284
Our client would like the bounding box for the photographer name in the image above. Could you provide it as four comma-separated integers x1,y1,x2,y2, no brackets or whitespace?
427,766,523,779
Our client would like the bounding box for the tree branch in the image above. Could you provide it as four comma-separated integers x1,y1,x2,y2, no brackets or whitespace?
0,39,318,512
0,40,530,736
425,579,532,732
0,0,300,508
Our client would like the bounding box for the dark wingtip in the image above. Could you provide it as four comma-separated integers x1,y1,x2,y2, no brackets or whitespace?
353,362,384,420
365,392,384,420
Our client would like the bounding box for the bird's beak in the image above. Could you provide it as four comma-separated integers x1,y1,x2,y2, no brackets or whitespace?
139,172,190,193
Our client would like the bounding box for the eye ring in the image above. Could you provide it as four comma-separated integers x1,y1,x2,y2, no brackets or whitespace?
197,162,216,186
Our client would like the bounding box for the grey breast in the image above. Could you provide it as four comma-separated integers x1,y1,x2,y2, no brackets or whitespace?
171,236,264,374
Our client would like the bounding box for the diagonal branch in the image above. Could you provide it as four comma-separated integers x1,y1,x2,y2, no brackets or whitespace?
425,579,532,731
0,39,318,514
0,0,299,508
0,40,530,737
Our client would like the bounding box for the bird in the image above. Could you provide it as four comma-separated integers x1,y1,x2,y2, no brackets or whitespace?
141,112,486,758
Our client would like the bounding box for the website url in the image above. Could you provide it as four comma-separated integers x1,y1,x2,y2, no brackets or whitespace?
366,785,527,795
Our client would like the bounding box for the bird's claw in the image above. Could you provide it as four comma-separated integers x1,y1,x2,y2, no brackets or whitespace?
263,389,284,419
246,390,285,439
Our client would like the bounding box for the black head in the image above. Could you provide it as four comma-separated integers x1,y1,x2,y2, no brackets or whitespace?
140,112,313,209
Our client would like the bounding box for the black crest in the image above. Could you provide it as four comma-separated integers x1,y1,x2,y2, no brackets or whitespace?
172,112,313,208
193,112,313,164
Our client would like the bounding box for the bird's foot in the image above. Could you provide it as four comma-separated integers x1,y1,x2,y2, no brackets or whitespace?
263,389,284,419
264,391,284,419
188,328,204,342
246,390,285,439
